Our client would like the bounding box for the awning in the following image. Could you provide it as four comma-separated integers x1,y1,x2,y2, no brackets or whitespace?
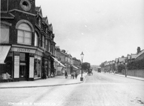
51,56,65,67
72,65,79,69
0,45,11,64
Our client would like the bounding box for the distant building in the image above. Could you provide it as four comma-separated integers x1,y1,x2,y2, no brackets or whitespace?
135,49,144,61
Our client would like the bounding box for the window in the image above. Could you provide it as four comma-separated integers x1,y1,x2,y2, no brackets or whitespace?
35,33,38,46
48,42,51,52
42,36,45,48
20,0,31,11
38,19,41,28
17,23,32,45
45,39,48,50
46,28,47,33
0,24,9,43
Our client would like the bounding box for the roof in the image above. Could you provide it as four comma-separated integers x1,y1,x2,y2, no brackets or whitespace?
135,49,144,59
118,57,126,62
35,6,42,17
131,54,137,59
42,17,48,25
35,7,41,11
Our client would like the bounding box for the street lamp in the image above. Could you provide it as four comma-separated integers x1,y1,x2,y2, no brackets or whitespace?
80,52,84,81
124,62,127,77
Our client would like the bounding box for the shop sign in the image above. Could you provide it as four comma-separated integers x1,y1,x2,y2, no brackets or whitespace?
36,50,43,56
11,47,35,53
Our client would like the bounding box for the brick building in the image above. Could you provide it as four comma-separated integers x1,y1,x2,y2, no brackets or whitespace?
0,0,56,81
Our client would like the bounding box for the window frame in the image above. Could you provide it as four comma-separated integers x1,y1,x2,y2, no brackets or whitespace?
17,23,32,45
0,23,10,44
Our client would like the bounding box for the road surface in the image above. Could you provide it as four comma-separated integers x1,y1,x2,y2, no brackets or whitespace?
0,71,144,106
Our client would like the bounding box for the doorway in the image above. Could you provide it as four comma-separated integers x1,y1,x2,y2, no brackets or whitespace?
19,53,29,80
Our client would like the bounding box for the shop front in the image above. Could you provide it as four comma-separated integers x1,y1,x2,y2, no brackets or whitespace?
51,56,65,75
11,46,35,81
42,52,51,78
34,49,43,79
0,45,11,81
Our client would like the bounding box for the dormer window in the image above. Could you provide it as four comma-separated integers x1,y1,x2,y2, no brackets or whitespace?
20,0,31,11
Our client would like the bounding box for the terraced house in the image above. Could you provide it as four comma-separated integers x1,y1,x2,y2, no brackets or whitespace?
0,0,56,81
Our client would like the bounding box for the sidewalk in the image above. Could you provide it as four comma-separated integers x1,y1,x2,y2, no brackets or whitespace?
0,73,87,89
113,73,144,81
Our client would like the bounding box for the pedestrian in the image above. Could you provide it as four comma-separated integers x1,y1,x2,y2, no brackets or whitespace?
71,72,74,79
65,71,68,79
75,71,77,79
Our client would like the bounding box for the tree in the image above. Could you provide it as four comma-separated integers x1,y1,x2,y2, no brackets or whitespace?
117,64,125,73
81,62,91,72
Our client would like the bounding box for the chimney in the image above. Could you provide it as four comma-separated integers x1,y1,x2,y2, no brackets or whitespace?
137,47,141,54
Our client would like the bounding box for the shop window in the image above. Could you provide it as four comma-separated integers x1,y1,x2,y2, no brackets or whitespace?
17,23,32,45
0,24,9,43
20,53,25,61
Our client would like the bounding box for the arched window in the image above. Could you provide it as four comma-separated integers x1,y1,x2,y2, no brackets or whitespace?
17,23,32,45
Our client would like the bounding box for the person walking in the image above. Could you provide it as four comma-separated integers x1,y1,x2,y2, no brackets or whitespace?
75,71,77,79
71,72,75,79
65,71,68,79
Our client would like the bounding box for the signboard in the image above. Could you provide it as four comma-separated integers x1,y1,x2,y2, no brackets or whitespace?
29,57,34,78
35,50,43,56
14,56,19,78
11,47,35,54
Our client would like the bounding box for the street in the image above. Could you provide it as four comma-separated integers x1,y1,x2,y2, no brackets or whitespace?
0,71,144,106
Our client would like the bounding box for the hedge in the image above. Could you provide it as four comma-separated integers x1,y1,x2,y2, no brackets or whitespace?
127,59,144,70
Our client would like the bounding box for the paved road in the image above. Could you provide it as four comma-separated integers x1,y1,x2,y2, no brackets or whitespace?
0,71,144,106
63,72,144,106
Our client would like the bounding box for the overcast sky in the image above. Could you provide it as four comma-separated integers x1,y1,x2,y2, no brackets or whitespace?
36,0,144,65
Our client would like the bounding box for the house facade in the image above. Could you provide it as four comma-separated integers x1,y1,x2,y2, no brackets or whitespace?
0,0,55,81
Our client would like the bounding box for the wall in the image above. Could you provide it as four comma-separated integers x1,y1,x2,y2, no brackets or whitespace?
122,69,144,78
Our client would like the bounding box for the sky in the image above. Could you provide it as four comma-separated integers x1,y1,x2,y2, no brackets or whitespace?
36,0,144,65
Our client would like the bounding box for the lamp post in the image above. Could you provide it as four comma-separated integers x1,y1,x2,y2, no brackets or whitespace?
80,52,84,81
124,62,127,77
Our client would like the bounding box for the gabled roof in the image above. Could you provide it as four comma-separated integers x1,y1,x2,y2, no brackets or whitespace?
130,54,137,59
35,7,41,11
42,16,48,25
35,6,42,17
118,57,126,63
49,24,53,32
135,49,144,59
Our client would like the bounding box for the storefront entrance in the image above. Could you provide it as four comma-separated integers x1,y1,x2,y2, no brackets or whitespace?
20,63,26,80
19,53,29,80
